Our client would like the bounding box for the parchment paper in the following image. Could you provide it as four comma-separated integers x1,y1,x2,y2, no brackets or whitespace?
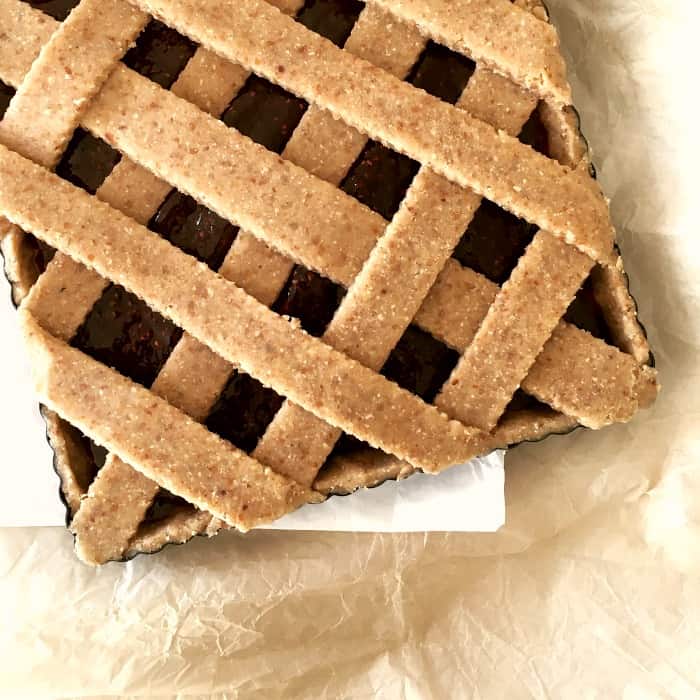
1,0,699,697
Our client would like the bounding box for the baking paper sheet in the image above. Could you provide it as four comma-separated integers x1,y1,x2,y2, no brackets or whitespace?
1,0,699,696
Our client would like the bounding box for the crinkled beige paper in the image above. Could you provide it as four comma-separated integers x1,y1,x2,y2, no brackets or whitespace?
1,0,699,697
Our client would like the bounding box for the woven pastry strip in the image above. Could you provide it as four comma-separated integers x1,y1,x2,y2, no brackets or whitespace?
414,261,656,428
253,65,538,485
0,1,387,286
0,144,484,468
33,2,424,562
0,1,55,84
364,0,570,105
20,311,318,528
436,231,594,431
23,1,296,339
520,323,658,427
0,0,613,274
314,408,580,496
60,44,271,563
0,0,657,559
9,1,423,562
7,3,296,555
2,0,652,478
130,0,615,264
0,0,147,301
0,0,147,168
591,260,651,365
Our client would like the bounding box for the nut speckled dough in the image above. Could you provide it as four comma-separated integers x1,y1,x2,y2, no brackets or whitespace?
131,0,615,264
25,3,301,566
436,231,594,432
0,0,146,304
415,262,657,428
0,0,659,561
365,0,570,105
20,313,319,537
0,0,147,311
24,0,423,563
0,0,146,168
0,2,386,287
0,146,484,470
253,64,538,485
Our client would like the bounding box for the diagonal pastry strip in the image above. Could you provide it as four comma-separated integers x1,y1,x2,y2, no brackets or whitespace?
0,0,148,302
0,144,484,470
19,310,319,529
364,0,570,105
0,0,657,558
82,66,387,286
21,32,287,341
11,0,655,543
422,262,657,430
0,0,613,268
0,0,385,287
436,231,595,431
314,408,580,496
54,44,272,563
126,0,614,265
0,0,147,168
26,1,426,563
253,66,538,485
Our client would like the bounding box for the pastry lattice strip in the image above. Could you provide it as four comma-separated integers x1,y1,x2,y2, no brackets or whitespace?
2,144,487,468
6,2,652,540
4,0,652,532
0,0,148,303
0,0,476,552
0,0,648,432
251,66,540,485
0,0,656,556
10,0,428,561
0,0,614,276
133,0,615,265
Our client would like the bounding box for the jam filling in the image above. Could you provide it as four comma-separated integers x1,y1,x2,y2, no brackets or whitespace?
72,285,183,388
24,0,79,21
0,80,13,117
149,191,238,270
206,374,285,453
142,489,192,526
453,200,539,285
519,103,551,155
123,20,197,89
341,142,420,220
9,0,616,520
408,41,476,105
382,326,461,403
296,0,365,48
222,76,309,154
56,129,122,194
273,267,346,338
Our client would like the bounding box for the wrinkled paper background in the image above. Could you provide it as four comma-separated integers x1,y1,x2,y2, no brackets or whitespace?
1,0,699,696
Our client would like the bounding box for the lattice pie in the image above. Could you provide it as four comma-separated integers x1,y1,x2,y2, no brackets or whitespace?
0,0,658,564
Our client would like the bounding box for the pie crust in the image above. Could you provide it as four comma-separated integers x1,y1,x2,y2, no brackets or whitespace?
0,0,657,564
